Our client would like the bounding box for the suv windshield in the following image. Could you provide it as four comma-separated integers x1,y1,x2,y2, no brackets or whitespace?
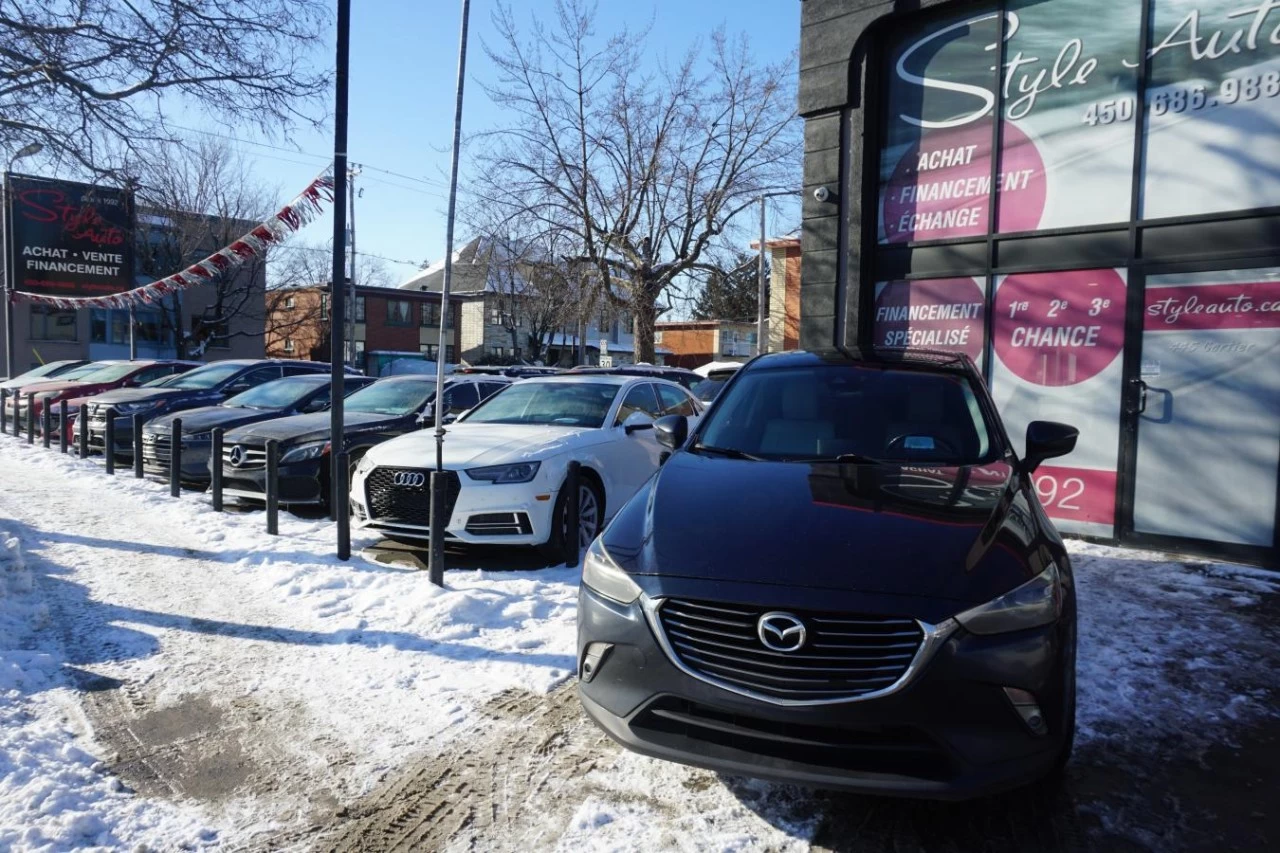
165,363,245,390
695,364,998,465
224,377,321,410
462,382,617,428
346,380,433,416
79,363,142,383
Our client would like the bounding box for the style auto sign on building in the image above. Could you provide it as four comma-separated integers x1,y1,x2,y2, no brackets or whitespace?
5,175,134,298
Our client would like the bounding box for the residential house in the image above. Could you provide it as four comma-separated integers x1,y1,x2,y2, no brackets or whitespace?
654,320,759,369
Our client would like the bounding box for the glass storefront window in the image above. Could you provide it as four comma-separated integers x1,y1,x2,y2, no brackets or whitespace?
29,306,77,342
1141,0,1280,219
871,278,987,367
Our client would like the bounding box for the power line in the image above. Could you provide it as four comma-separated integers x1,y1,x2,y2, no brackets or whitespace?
274,244,422,267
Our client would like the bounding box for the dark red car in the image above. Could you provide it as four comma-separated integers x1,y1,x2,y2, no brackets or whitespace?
13,360,199,434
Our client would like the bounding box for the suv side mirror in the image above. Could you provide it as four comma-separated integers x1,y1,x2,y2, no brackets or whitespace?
1023,421,1078,473
654,414,688,450
301,398,329,413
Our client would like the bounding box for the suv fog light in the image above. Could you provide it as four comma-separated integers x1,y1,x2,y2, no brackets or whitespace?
580,642,613,682
1003,687,1048,736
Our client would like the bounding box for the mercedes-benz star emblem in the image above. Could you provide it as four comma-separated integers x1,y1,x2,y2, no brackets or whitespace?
228,446,245,467
392,471,426,489
757,612,807,653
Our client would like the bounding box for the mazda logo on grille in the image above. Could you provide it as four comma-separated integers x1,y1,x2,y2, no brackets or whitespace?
757,612,807,652
392,471,426,488
228,446,245,467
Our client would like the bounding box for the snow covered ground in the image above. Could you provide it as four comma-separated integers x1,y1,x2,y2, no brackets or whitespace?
0,432,1276,851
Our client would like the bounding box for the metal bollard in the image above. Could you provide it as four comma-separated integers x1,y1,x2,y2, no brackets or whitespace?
428,470,447,586
26,393,35,444
563,461,581,567
133,414,145,478
265,439,279,535
78,407,89,458
336,452,350,561
211,428,224,512
41,402,51,449
103,408,116,474
1,388,8,434
169,418,183,497
59,400,68,454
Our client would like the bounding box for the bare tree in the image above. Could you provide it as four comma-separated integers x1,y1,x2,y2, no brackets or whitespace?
480,227,579,364
0,0,328,175
472,0,799,363
133,138,278,357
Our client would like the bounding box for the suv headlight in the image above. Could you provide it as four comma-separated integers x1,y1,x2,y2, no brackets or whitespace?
581,537,641,605
954,563,1063,635
279,441,330,464
465,461,541,484
115,401,160,415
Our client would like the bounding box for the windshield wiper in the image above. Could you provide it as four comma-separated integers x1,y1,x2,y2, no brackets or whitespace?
785,452,885,465
690,442,763,461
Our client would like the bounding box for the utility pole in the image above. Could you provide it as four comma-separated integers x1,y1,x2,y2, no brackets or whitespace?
347,164,361,366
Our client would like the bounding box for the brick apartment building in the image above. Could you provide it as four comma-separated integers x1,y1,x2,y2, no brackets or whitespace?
266,284,467,376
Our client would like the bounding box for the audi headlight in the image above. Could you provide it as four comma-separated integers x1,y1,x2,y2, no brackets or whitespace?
581,537,642,605
465,461,541,484
954,563,1063,635
279,441,330,464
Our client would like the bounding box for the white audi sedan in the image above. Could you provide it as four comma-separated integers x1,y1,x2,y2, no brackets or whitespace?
349,374,701,555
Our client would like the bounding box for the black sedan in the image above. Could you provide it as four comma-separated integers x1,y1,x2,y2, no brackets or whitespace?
84,358,338,457
577,348,1079,800
140,374,376,483
218,374,507,508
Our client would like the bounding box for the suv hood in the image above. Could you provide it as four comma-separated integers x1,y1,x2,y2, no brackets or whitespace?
603,452,1040,606
224,410,400,446
88,387,215,406
369,423,591,469
146,405,284,436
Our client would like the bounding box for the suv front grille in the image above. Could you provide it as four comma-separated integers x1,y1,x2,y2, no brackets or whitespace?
142,433,171,464
222,444,266,470
656,599,924,702
365,467,460,528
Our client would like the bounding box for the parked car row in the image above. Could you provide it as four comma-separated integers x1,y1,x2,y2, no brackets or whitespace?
5,346,1085,802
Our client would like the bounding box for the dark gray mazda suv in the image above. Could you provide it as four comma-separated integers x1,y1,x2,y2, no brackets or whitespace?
576,348,1080,799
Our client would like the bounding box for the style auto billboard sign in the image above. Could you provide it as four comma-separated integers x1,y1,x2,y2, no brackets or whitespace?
4,174,134,298
877,0,1280,242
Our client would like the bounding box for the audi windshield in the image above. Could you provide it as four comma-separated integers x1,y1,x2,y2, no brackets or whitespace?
696,364,1000,465
345,380,433,416
461,382,618,428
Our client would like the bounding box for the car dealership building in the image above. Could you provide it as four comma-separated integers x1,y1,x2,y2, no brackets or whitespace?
798,0,1280,567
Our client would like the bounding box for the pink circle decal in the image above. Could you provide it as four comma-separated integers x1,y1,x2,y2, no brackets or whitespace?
873,278,985,362
994,269,1127,387
883,123,1047,243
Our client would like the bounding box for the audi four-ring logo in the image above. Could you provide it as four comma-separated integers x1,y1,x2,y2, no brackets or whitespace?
757,612,807,653
392,471,426,488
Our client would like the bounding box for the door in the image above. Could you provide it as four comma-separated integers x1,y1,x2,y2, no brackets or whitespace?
1130,268,1280,549
597,382,665,509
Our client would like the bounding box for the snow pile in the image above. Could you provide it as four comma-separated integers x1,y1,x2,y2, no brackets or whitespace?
0,530,216,851
1069,539,1280,749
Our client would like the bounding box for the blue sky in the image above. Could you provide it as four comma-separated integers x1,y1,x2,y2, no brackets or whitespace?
187,0,802,290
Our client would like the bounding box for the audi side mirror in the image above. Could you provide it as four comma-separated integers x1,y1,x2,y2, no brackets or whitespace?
622,411,654,435
1023,421,1079,473
654,414,688,450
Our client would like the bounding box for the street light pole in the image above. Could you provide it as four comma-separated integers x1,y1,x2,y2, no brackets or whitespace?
755,190,797,357
347,164,360,366
329,0,352,559
428,0,473,587
2,142,44,378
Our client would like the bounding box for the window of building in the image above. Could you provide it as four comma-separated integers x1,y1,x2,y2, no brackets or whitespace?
284,296,295,309
422,303,439,327
421,343,439,360
29,306,77,342
320,295,329,320
445,345,456,363
283,338,295,353
355,296,366,322
196,310,230,349
386,300,412,327
488,346,507,360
